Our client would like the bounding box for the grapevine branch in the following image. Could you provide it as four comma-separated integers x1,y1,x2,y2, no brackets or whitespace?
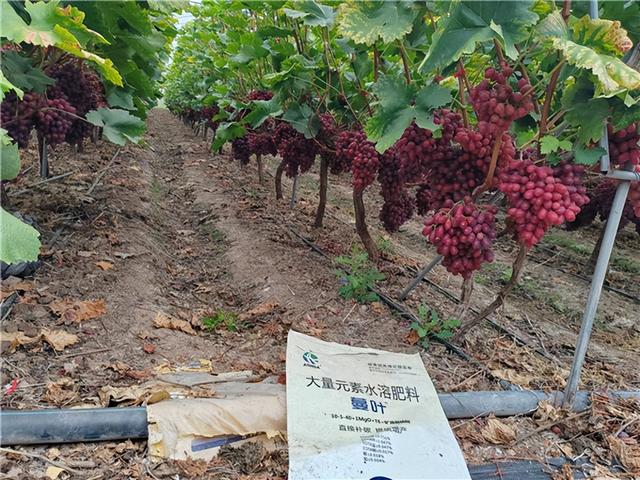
454,244,528,339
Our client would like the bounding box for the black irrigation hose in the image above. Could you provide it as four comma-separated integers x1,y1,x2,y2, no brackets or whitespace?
403,265,558,363
287,226,520,391
528,247,640,305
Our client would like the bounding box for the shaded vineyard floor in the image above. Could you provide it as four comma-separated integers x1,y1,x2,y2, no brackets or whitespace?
1,109,638,479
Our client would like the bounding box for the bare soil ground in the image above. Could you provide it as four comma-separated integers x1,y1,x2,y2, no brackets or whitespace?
1,109,639,479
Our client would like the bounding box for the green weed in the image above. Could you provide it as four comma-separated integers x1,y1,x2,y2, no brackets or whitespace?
202,310,238,332
410,305,460,347
543,233,590,255
335,246,385,303
376,236,395,255
611,256,640,274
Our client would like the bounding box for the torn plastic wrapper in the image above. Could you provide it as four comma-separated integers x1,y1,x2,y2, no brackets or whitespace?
147,382,287,461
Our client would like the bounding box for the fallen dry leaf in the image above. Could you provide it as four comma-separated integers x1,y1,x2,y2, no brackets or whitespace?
608,434,640,474
41,328,79,351
1,331,40,352
143,343,156,354
482,418,516,445
153,312,196,335
238,301,279,322
49,298,106,323
405,329,420,346
45,466,64,480
77,250,97,258
95,261,114,271
43,378,77,406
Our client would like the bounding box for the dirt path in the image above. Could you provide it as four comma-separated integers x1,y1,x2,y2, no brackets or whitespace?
2,109,638,478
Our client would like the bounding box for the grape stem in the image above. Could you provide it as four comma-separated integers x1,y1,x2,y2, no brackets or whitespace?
373,44,380,82
397,40,412,85
454,243,528,339
314,156,329,228
472,132,504,198
275,158,286,200
353,188,378,260
457,60,469,129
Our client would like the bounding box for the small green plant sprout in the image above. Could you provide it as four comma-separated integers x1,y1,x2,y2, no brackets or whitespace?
410,305,461,348
335,245,385,303
202,310,238,332
376,236,395,255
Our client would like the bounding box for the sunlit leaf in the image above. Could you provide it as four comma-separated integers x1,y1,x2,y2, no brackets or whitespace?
337,1,416,46
283,1,335,27
570,15,633,56
420,0,538,72
551,37,640,95
0,130,20,181
0,208,41,264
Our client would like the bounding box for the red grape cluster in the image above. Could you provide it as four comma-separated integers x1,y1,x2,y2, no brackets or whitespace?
394,123,436,183
498,160,583,247
380,188,415,232
608,123,639,167
455,123,515,171
335,130,379,192
273,122,317,177
420,150,485,212
1,92,44,147
422,198,497,278
47,61,106,145
35,97,76,146
629,171,640,219
552,161,590,208
247,119,277,157
469,64,534,133
246,90,273,101
232,136,251,165
202,105,220,132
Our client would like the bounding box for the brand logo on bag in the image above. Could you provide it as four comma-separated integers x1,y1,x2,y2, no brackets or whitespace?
302,351,319,368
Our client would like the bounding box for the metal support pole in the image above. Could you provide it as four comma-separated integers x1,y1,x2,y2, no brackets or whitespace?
562,179,631,408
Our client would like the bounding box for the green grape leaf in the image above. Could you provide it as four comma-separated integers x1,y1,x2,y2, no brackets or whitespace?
365,108,416,153
570,15,633,56
365,76,449,152
86,108,146,145
106,87,135,110
230,33,269,64
0,207,41,264
1,0,61,46
539,135,572,154
283,103,320,139
536,10,568,38
1,131,20,181
0,70,23,102
243,98,283,129
551,37,640,95
211,122,245,152
337,1,416,46
565,98,609,144
283,1,335,27
415,83,454,111
574,145,607,166
1,51,54,94
420,0,538,72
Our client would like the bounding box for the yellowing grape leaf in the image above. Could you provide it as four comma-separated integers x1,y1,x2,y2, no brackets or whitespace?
551,37,640,96
571,16,633,56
